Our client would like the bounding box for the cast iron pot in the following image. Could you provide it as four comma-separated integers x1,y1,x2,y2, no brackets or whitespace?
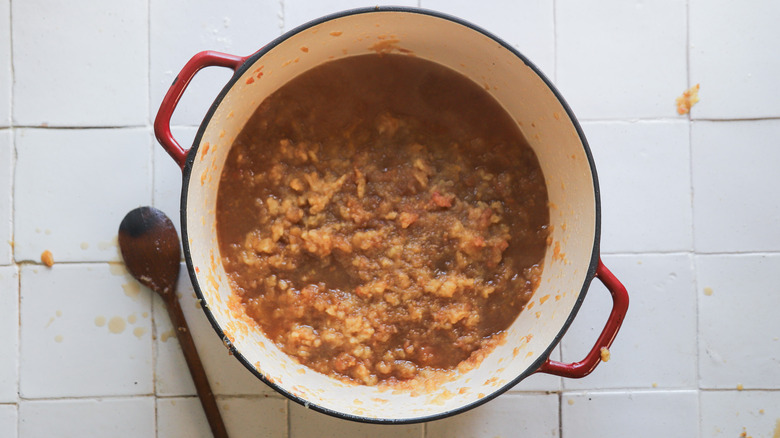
154,7,629,424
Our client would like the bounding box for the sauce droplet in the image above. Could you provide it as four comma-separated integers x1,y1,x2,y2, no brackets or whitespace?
108,316,126,334
109,263,127,276
160,329,176,342
95,316,106,327
123,281,141,299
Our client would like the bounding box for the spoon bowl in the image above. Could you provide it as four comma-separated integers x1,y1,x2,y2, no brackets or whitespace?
118,206,180,296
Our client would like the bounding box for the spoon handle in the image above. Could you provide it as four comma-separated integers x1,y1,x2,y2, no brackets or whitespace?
165,294,229,438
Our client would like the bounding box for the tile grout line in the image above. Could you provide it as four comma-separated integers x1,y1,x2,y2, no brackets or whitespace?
147,0,155,206
557,391,563,438
557,388,780,396
552,0,558,86
8,0,21,435
685,1,705,437
602,250,780,257
578,116,780,123
7,0,13,129
17,394,157,402
9,124,150,130
285,399,291,438
699,388,780,392
278,0,285,36
145,0,160,436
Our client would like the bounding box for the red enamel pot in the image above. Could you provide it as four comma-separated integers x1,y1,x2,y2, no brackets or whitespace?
154,7,628,424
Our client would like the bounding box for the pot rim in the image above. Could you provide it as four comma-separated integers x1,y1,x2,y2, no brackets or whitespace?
177,6,601,424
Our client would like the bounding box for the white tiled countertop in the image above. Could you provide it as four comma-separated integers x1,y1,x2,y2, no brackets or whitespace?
1,0,779,437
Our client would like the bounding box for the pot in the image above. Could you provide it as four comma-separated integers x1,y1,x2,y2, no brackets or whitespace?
154,7,628,424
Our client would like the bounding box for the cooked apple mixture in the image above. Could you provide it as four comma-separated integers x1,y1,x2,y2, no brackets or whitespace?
216,54,549,385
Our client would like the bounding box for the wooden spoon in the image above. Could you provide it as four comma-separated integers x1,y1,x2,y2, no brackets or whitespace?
118,206,228,438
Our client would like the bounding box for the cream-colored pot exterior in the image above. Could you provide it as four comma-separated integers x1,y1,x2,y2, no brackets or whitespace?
169,8,610,424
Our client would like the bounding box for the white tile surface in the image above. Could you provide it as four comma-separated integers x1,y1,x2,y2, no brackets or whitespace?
289,402,423,438
0,130,11,265
690,0,780,119
157,396,287,438
584,121,692,253
419,1,555,78
150,0,280,127
282,1,418,33
556,0,687,120
0,404,17,438
700,390,780,438
697,254,780,389
562,254,697,390
12,0,148,126
155,265,275,396
562,390,698,438
0,266,18,403
427,393,559,438
692,120,780,253
13,128,152,263
19,398,155,438
19,264,154,398
0,0,10,127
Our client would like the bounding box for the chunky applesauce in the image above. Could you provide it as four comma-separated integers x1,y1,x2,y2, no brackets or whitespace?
216,54,549,385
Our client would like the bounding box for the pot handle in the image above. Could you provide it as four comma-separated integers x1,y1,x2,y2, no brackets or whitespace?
535,258,629,378
154,51,246,169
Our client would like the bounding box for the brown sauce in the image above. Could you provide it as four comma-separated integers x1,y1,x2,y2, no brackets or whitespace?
216,54,549,385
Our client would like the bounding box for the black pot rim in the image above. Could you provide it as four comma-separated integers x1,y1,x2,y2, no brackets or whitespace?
178,5,601,425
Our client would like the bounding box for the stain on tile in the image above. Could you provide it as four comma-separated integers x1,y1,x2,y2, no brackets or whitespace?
123,281,141,300
108,316,126,334
160,329,176,342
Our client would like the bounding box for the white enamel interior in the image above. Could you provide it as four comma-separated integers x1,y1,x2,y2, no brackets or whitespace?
182,10,597,422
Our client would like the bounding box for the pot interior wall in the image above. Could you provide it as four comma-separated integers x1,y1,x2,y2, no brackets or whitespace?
183,10,597,421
